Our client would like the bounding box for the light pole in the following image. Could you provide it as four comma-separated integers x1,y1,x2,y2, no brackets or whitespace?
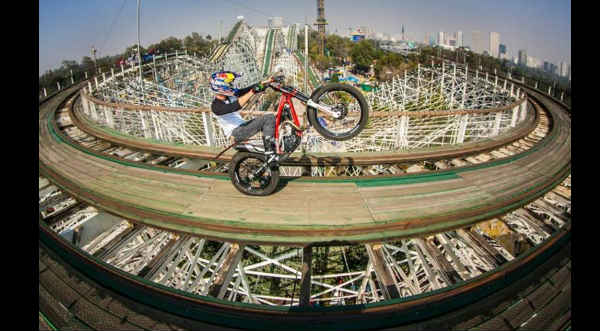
304,24,308,94
137,0,143,94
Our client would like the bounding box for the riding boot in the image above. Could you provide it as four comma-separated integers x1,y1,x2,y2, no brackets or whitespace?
263,136,278,165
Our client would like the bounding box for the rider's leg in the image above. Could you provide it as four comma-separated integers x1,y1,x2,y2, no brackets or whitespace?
261,114,276,156
231,114,276,153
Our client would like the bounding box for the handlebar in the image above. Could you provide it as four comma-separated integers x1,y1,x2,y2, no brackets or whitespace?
273,75,285,83
263,74,309,102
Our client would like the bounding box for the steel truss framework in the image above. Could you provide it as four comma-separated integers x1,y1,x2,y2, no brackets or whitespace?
41,176,570,307
80,55,527,157
74,23,532,179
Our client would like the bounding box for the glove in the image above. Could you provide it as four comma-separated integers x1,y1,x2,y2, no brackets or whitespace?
253,83,266,93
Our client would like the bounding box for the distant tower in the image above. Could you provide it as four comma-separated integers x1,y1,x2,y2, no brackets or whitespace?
472,30,482,54
489,32,500,58
91,45,98,72
518,49,527,67
402,24,405,41
314,0,328,56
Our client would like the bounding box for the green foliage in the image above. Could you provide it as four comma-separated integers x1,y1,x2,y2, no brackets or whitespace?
146,36,183,54
181,32,214,56
350,40,378,71
39,31,219,95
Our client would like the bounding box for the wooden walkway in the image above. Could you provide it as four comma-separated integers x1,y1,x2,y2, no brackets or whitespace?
39,89,571,245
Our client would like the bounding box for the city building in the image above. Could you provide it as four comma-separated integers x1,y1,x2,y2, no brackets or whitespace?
472,30,482,54
268,17,283,29
568,64,571,81
499,44,507,59
518,49,527,66
544,61,551,72
350,26,367,42
457,30,463,48
438,31,444,46
490,32,500,58
527,56,541,69
429,34,436,46
560,61,568,77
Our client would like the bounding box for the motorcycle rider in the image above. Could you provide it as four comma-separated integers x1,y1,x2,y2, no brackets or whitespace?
209,71,277,158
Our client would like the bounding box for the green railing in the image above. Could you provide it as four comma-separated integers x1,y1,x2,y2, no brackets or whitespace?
294,50,319,88
262,29,275,76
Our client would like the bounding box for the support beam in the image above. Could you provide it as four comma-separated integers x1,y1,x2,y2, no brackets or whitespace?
137,236,181,278
141,235,190,280
208,243,245,299
95,225,142,260
465,229,508,265
299,246,312,306
365,243,400,300
421,238,460,284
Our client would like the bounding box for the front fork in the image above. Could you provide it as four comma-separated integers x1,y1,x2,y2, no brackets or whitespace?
306,99,341,118
249,153,288,180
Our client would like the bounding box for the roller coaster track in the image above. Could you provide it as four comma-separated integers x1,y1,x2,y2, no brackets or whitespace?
262,29,276,77
208,20,244,63
38,86,570,245
39,70,570,329
293,49,320,88
72,92,537,168
286,24,297,51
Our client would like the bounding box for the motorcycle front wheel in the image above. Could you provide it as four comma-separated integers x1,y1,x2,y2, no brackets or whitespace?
307,83,369,141
229,152,279,196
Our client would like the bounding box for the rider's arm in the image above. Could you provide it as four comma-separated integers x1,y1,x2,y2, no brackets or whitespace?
235,85,255,96
235,78,272,96
235,78,272,107
221,78,272,113
211,88,258,116
211,98,243,116
236,89,255,107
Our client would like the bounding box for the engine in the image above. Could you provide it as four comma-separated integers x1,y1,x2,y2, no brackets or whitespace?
282,132,302,153
279,106,302,153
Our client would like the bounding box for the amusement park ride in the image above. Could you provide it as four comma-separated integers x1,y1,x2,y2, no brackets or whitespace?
39,14,571,331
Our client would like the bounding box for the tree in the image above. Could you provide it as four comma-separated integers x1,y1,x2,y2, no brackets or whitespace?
61,60,78,71
350,40,377,71
314,54,331,71
81,56,95,70
123,44,147,58
331,73,340,83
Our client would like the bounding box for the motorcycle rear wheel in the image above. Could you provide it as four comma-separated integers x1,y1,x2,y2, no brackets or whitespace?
230,152,280,196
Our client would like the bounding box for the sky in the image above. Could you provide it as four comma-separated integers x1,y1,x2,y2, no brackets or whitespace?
39,0,571,76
